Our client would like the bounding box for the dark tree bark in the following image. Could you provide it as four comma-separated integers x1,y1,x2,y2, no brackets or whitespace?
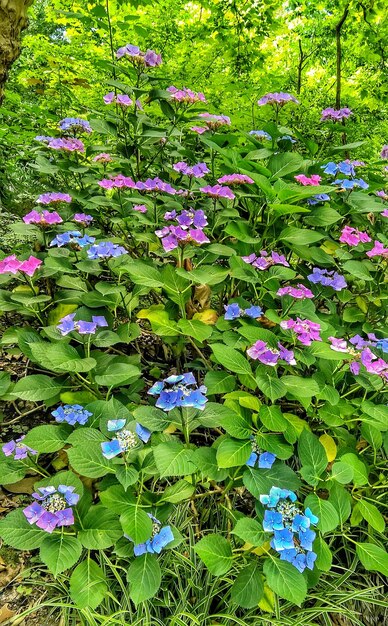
335,3,350,109
0,0,33,104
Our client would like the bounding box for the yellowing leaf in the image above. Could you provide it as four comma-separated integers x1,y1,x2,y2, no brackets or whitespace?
48,303,78,326
193,309,219,325
252,540,271,556
258,583,275,613
319,434,337,462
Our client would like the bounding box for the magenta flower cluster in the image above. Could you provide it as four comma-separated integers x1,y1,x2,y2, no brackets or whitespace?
167,86,206,104
217,174,254,185
295,174,322,186
277,284,314,300
173,162,209,178
191,112,231,134
247,341,296,366
257,92,299,107
36,192,72,205
200,184,235,200
23,485,79,533
321,107,352,122
23,210,62,226
329,337,388,381
156,209,209,252
48,138,85,152
280,318,322,346
0,255,42,277
339,226,371,246
103,92,142,109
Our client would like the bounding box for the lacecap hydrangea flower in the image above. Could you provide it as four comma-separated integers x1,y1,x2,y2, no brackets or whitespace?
59,117,92,134
329,336,388,381
116,44,162,67
126,513,174,556
280,318,322,346
93,152,112,163
173,162,209,178
57,314,108,336
277,284,314,300
101,420,151,459
322,161,356,177
73,213,93,226
87,242,128,260
50,231,95,248
200,184,235,200
332,178,368,190
366,240,388,258
103,92,142,109
0,255,42,277
246,438,276,469
23,485,79,533
294,174,322,186
23,210,63,226
247,341,296,366
167,86,206,104
307,194,330,205
48,138,85,152
249,130,272,140
148,373,207,412
339,226,371,246
224,303,262,320
321,107,352,122
51,404,92,426
242,251,289,271
257,92,299,107
260,487,319,573
2,436,37,460
36,192,72,205
191,112,230,134
308,268,347,291
217,174,254,186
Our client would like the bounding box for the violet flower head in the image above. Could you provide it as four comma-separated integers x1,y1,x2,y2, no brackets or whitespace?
332,178,369,190
308,268,347,291
73,213,93,226
34,135,54,144
247,340,296,366
148,373,208,412
132,204,148,213
242,250,289,271
224,303,262,320
93,152,112,163
59,118,92,134
116,43,162,67
98,174,136,190
321,107,352,122
173,162,209,178
36,192,72,205
366,240,388,258
381,209,388,217
339,226,371,246
57,313,108,336
135,177,177,195
51,404,93,426
277,284,314,300
48,138,85,152
200,184,235,200
23,485,79,533
175,209,208,229
23,210,63,226
191,113,231,133
257,92,299,107
376,190,388,201
101,419,150,459
307,194,330,205
126,513,174,556
380,145,388,160
217,174,254,185
156,224,209,252
294,174,322,186
249,130,272,140
167,86,206,104
2,436,37,460
87,241,128,260
246,438,276,469
280,318,322,346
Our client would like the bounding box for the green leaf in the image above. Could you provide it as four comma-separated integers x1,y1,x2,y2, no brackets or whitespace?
211,344,255,384
356,543,388,576
127,554,161,605
99,484,136,513
255,373,286,402
10,375,62,401
279,226,325,245
177,319,212,342
308,342,347,361
232,518,266,546
116,465,139,490
216,438,252,468
94,363,140,387
160,479,195,503
123,260,163,288
0,509,47,550
194,534,233,576
79,506,122,549
356,500,385,533
282,375,320,398
298,430,328,481
314,536,332,572
304,494,339,534
268,152,304,179
204,371,236,395
231,562,264,608
120,506,153,544
40,534,82,576
23,424,71,453
67,442,116,478
263,558,307,606
70,558,107,609
329,483,352,524
340,453,369,486
331,461,354,484
259,406,288,431
0,458,26,485
153,442,197,477
193,447,229,482
30,342,97,373
342,260,373,281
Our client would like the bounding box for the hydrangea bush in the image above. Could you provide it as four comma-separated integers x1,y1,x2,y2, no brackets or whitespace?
0,42,387,613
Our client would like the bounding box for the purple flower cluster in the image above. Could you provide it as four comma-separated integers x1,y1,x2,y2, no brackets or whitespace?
98,174,135,189
280,318,322,346
116,44,162,67
260,487,318,573
59,118,92,134
381,145,388,160
87,242,128,260
224,303,262,320
247,341,296,366
277,284,314,300
101,419,150,459
366,241,388,258
257,92,299,107
329,336,388,381
339,226,371,246
200,184,235,200
48,138,85,152
167,86,206,104
157,209,209,252
103,92,142,108
308,268,347,291
24,210,63,226
242,251,289,271
57,314,108,336
148,373,208,412
50,231,95,248
173,162,209,178
51,404,93,426
2,436,37,460
93,152,112,163
217,174,254,186
73,213,93,226
321,107,352,122
23,485,79,533
132,204,147,213
191,113,231,134
135,177,177,195
36,192,72,205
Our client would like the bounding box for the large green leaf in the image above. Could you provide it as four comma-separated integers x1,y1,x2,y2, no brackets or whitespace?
263,558,307,606
79,506,122,549
67,442,116,478
70,558,107,609
356,543,388,576
120,505,153,544
127,554,161,605
40,534,82,576
194,534,233,576
153,442,197,476
231,562,264,608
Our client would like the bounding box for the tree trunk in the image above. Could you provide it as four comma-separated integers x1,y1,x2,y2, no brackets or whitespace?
335,3,350,109
0,0,33,104
297,39,304,95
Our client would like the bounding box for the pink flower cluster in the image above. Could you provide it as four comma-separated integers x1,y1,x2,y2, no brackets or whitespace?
217,174,254,186
48,138,85,152
103,93,142,108
23,210,62,226
277,284,314,300
116,44,161,67
93,153,112,163
247,340,296,366
73,213,93,225
339,226,371,246
295,174,322,186
366,241,388,258
98,174,135,189
242,251,289,271
132,205,147,213
257,92,299,107
200,184,235,200
280,318,322,346
156,209,209,252
0,255,42,277
321,107,352,122
329,337,388,381
167,86,206,104
191,113,231,134
173,162,209,178
98,175,177,194
36,193,72,205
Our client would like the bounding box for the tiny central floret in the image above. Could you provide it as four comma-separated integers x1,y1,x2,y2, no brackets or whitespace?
43,493,67,513
116,429,138,451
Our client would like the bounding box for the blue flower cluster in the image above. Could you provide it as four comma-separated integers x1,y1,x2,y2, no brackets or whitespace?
249,130,272,140
246,437,276,468
333,178,368,190
126,513,174,556
148,372,207,412
87,242,128,260
224,303,262,321
307,193,330,205
101,419,151,459
376,338,388,353
59,117,92,134
260,487,318,573
50,231,95,248
51,404,92,425
308,267,347,291
322,161,355,177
